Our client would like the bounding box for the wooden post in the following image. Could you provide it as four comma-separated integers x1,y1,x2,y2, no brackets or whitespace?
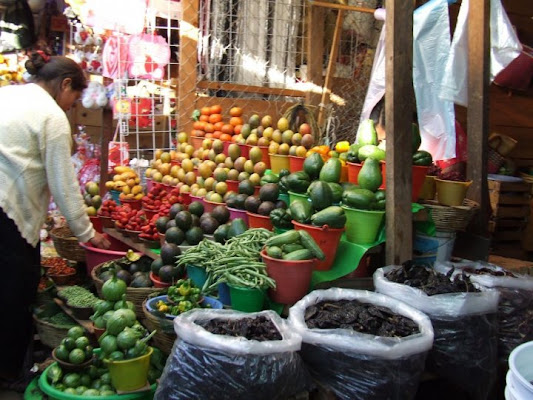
305,5,325,112
467,0,490,236
177,0,199,135
385,0,414,265
99,107,114,194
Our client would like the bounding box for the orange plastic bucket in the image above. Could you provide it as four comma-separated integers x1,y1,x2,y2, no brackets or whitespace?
380,164,429,202
340,165,349,183
246,212,273,231
190,136,204,150
289,155,305,172
347,162,363,184
204,199,224,213
292,221,344,271
222,140,231,156
261,249,315,304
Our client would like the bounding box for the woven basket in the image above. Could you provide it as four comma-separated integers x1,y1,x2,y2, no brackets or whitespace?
142,299,176,355
91,261,164,318
421,198,479,232
50,226,86,262
33,314,71,349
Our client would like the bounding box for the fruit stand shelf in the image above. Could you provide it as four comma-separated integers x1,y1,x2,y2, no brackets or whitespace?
103,228,160,260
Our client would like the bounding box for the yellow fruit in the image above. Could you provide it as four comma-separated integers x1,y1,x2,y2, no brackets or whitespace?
122,185,131,195
85,181,99,196
177,131,188,144
126,178,136,187
105,181,115,190
182,159,194,173
134,193,143,200
160,152,171,163
278,143,290,155
132,185,143,195
277,117,289,132
86,206,97,216
154,149,163,160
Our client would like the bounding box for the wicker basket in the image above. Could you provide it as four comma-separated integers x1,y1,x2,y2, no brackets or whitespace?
421,198,479,232
50,226,86,262
33,313,72,349
142,299,176,355
91,261,164,318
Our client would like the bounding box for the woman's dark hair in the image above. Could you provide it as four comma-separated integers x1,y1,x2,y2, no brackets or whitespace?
25,51,87,91
369,95,418,129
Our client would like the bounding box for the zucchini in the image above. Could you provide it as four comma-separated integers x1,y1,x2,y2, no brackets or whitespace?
298,230,326,260
290,199,313,223
282,243,305,253
282,249,314,261
265,230,301,247
265,246,283,259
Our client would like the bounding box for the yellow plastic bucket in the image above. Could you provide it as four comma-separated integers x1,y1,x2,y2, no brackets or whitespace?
435,179,472,206
419,175,437,201
106,346,152,391
269,154,290,174
342,205,385,245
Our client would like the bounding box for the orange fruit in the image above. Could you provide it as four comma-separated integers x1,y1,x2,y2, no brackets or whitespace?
234,124,242,135
204,123,215,133
229,116,243,127
193,121,205,131
200,106,211,115
209,113,223,124
199,114,209,122
229,107,243,117
220,133,232,142
210,104,222,114
213,121,224,131
221,124,234,135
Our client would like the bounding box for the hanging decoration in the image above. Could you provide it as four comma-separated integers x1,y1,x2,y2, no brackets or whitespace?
127,33,170,80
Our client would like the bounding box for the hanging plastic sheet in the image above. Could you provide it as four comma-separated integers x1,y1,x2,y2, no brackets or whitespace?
440,0,522,106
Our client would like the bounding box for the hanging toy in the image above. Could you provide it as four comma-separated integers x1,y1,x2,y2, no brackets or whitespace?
81,81,108,109
74,23,93,46
86,53,102,74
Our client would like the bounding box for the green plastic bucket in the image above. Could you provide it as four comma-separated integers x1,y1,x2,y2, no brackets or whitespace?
273,226,290,235
228,284,264,312
342,205,385,245
277,193,290,207
288,191,310,205
186,264,207,289
106,347,153,392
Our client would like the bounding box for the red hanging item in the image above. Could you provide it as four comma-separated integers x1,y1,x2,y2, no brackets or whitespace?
127,33,170,80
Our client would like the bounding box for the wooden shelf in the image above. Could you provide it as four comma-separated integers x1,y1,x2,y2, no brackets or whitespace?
53,298,94,334
103,228,160,260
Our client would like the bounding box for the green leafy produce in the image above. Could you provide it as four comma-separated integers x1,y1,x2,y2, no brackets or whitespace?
59,286,98,308
47,312,77,327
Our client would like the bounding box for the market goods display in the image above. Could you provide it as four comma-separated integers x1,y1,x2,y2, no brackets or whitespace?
104,166,145,202
288,288,434,400
374,262,500,400
53,327,94,368
154,309,311,400
83,181,102,216
264,229,325,261
435,261,533,362
94,252,154,289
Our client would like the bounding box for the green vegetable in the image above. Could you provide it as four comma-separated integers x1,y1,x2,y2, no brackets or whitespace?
67,326,84,340
227,218,247,239
282,249,314,260
285,171,311,193
82,389,100,396
55,345,69,361
101,272,127,302
47,364,62,384
75,386,88,395
62,372,81,388
265,229,301,247
59,286,98,308
260,173,279,185
311,206,347,229
356,119,378,146
357,158,382,192
346,143,361,163
269,208,293,229
117,327,142,350
358,144,386,162
308,181,333,211
289,199,313,224
80,374,91,387
99,335,118,355
108,351,125,361
303,152,324,180
62,337,76,351
282,243,304,253
342,188,377,210
413,150,433,166
75,336,89,350
327,182,344,204
319,157,342,183
266,246,283,259
298,230,326,260
47,312,77,327
114,294,135,311
92,300,114,317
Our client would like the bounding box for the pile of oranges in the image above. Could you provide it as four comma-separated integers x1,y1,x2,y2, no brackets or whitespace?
191,105,244,142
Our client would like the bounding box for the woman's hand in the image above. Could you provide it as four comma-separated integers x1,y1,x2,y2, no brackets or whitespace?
89,232,111,249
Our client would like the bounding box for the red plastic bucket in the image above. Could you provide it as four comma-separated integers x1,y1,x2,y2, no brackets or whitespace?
149,272,171,288
261,249,315,304
288,155,305,172
347,162,363,184
227,207,249,226
79,235,133,275
247,212,273,231
238,143,250,159
181,192,191,206
190,195,205,207
89,216,103,234
380,163,429,202
292,221,344,271
204,199,223,213
226,180,239,193
222,140,231,156
191,136,204,150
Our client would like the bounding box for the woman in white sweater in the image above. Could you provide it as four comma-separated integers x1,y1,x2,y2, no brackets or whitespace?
0,51,110,388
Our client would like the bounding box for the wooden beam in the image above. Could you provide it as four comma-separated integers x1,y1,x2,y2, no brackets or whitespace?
305,5,325,113
385,0,414,265
196,81,306,98
177,0,199,136
467,0,490,236
308,0,375,14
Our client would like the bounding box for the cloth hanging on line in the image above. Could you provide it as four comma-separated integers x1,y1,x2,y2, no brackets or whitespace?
359,0,457,161
439,0,522,106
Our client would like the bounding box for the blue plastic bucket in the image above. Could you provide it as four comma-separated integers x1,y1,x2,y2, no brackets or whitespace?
186,264,207,289
413,231,456,266
217,283,231,306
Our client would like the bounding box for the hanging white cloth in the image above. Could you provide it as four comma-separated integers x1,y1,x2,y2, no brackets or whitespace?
439,0,522,106
359,0,457,161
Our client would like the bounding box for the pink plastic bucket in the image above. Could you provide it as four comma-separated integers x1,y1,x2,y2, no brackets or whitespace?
79,235,133,275
227,207,249,226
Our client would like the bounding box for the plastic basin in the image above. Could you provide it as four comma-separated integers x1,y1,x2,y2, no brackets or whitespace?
181,192,191,206
186,264,207,289
89,216,103,234
292,220,344,271
79,235,132,275
189,195,205,207
146,295,223,319
246,211,273,231
204,199,224,213
288,155,305,172
269,153,290,174
228,283,265,312
341,205,385,245
238,143,250,158
149,271,171,288
508,341,533,399
106,347,152,391
435,179,473,206
261,249,315,305
227,207,249,226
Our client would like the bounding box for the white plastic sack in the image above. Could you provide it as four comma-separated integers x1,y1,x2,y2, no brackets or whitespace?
374,265,499,318
173,309,301,355
288,288,434,359
440,0,522,106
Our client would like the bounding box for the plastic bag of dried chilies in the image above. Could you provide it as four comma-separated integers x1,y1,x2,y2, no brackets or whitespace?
374,262,500,400
154,309,313,400
435,260,533,363
287,288,434,400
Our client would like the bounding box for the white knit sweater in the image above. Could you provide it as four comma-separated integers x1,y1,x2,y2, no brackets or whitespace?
0,83,94,247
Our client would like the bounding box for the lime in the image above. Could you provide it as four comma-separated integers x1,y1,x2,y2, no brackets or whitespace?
55,345,70,361
108,350,124,361
67,326,84,340
88,365,99,379
68,348,86,364
100,372,111,385
80,373,91,387
75,336,90,350
84,345,94,359
91,378,102,390
75,386,88,395
82,389,100,396
54,383,66,391
100,384,112,392
64,388,77,395
63,372,81,388
62,337,76,351
101,390,115,396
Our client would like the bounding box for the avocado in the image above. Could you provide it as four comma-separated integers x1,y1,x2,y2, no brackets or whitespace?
199,215,219,234
165,227,185,245
211,205,230,224
160,243,181,265
169,203,185,220
185,227,204,245
158,265,177,283
257,201,276,216
259,183,279,202
174,211,192,231
155,216,170,234
244,196,261,213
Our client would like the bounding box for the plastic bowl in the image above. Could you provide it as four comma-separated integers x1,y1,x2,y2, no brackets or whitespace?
509,340,533,399
146,295,223,319
79,235,132,275
52,348,94,372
